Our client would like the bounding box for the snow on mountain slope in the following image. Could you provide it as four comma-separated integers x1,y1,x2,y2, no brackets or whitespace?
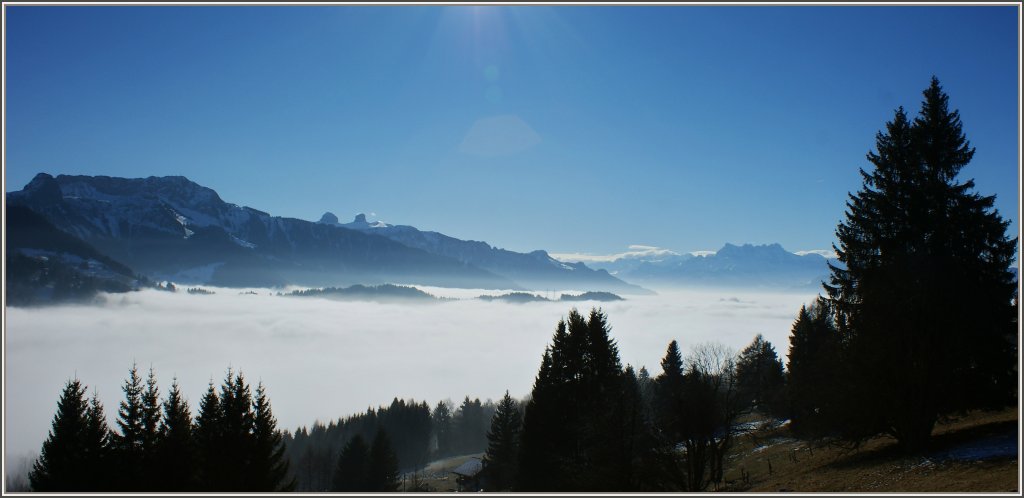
7,174,517,290
318,212,650,294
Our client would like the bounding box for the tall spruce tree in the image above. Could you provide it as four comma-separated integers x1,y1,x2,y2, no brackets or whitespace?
140,367,162,485
654,340,686,443
218,369,255,490
83,391,113,487
481,391,522,491
367,428,400,492
113,363,147,490
734,334,785,417
30,380,110,491
453,396,486,455
786,298,844,439
431,400,454,458
331,434,370,492
517,308,649,491
825,77,1017,451
193,379,225,490
250,381,295,491
517,347,561,490
158,378,197,491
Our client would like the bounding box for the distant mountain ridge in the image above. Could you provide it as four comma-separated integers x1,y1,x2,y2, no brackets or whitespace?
570,243,833,291
318,212,649,294
7,173,644,294
8,174,516,289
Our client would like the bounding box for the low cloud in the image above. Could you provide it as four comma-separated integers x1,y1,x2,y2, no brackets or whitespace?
4,286,818,461
795,249,838,259
550,245,681,263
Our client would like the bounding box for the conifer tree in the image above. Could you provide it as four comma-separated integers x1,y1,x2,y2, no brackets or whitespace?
654,340,686,443
431,400,454,457
83,391,113,486
481,391,522,491
518,308,648,491
453,396,486,454
113,363,146,490
517,347,561,491
139,367,162,485
158,378,196,491
193,379,225,490
734,334,785,416
367,428,400,491
30,379,110,491
331,434,369,491
825,77,1017,451
786,298,843,439
218,369,255,489
250,381,296,491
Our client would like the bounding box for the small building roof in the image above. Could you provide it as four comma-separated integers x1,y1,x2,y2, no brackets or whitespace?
450,457,483,477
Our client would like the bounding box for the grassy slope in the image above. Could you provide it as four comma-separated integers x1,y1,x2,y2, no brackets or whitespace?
723,408,1019,492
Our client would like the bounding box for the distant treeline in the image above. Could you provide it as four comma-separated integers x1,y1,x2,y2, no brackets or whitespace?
285,284,443,301
285,285,624,304
282,396,497,491
478,291,624,303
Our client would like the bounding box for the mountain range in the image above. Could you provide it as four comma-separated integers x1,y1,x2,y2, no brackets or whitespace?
318,212,648,294
6,173,643,299
566,243,835,291
6,173,848,305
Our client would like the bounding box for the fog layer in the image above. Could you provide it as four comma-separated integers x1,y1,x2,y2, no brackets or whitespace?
4,286,817,460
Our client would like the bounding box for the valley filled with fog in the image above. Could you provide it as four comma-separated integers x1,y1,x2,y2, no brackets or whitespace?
4,285,818,462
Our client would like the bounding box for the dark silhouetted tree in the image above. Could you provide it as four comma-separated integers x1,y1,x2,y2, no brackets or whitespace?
825,77,1017,451
113,363,147,490
786,298,843,439
431,400,454,458
367,428,400,491
331,434,369,491
453,396,487,455
157,378,197,491
735,334,786,417
83,391,113,485
218,369,254,489
29,380,110,491
250,382,295,491
139,367,161,485
654,340,686,443
518,308,653,491
481,391,522,490
192,369,292,491
193,379,225,490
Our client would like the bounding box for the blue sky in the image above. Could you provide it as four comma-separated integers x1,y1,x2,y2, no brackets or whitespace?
4,5,1020,257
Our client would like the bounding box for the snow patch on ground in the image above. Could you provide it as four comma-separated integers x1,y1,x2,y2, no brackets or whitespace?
172,211,194,239
231,235,257,249
930,433,1018,462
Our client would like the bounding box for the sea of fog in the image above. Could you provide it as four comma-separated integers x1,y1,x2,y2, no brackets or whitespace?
3,285,819,465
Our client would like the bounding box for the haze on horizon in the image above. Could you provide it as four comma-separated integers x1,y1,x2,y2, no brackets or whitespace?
3,5,1019,257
